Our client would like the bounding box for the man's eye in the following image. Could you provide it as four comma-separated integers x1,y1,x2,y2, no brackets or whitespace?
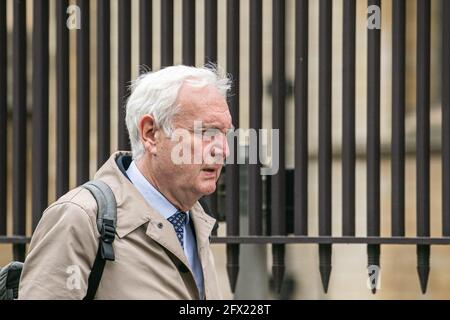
203,128,222,137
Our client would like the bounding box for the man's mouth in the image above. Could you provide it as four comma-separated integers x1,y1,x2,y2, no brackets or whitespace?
201,166,220,177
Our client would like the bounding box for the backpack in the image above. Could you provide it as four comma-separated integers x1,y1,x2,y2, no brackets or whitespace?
0,180,117,300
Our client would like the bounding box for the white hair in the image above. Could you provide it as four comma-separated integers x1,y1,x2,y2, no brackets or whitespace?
125,65,231,160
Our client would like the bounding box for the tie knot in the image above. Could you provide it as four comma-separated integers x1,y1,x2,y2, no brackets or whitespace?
167,211,187,249
168,211,186,227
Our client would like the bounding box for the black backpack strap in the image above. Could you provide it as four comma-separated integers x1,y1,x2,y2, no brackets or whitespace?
81,180,117,300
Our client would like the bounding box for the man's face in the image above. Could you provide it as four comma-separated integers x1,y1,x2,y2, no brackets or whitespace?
154,84,232,198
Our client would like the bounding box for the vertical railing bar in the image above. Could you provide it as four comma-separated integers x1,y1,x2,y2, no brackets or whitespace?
140,0,152,72
294,0,308,236
391,0,406,237
12,0,27,262
32,0,49,231
0,0,7,235
182,0,195,66
204,0,217,66
97,0,111,168
249,0,262,236
56,0,70,199
342,0,356,237
118,0,131,151
442,0,450,236
272,0,286,294
225,0,240,294
161,0,174,67
416,0,431,295
318,0,332,293
204,0,218,233
367,0,381,294
76,0,90,185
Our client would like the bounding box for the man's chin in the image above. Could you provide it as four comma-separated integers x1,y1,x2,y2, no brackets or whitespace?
198,183,217,196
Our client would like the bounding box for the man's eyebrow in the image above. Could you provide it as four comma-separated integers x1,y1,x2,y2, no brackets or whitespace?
202,123,235,131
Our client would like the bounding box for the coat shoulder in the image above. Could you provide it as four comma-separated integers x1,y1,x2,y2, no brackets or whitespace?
42,187,100,237
53,187,97,214
19,187,100,299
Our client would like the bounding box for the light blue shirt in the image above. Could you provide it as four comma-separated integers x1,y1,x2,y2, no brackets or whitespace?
126,161,205,299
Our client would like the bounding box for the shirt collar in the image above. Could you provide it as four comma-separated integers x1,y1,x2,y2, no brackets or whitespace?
126,160,190,224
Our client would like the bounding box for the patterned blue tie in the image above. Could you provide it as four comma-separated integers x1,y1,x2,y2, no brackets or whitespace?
167,211,187,249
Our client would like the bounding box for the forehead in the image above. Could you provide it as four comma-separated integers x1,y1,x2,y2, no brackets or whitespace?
175,83,232,128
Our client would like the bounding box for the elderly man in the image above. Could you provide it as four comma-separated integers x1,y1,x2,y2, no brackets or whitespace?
19,65,232,299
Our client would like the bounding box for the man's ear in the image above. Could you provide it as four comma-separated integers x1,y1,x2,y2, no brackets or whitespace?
139,115,158,155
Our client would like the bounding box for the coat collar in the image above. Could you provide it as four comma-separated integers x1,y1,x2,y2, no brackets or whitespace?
94,151,217,265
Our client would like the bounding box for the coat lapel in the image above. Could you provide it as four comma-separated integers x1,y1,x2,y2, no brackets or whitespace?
144,215,191,268
190,202,218,299
190,202,216,251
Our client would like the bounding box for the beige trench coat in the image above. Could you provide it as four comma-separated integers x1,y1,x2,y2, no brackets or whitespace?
18,151,222,300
